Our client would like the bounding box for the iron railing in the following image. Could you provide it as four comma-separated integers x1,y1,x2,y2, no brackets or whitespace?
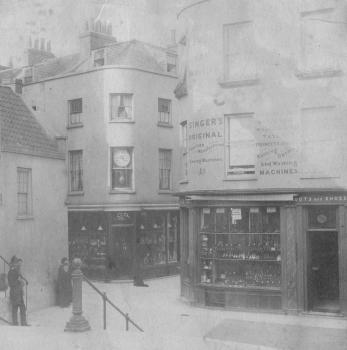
83,275,144,332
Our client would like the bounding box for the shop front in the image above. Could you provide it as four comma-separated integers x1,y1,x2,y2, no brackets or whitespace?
179,192,347,315
68,209,180,280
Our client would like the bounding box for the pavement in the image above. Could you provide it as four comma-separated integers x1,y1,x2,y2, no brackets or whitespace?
1,276,347,350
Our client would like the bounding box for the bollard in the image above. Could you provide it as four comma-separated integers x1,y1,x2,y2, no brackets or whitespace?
64,258,91,332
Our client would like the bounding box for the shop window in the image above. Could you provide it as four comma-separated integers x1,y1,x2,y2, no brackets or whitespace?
159,149,172,191
300,9,338,71
17,167,32,217
158,98,171,126
69,150,83,192
111,147,133,190
200,207,281,289
308,206,336,229
68,98,83,126
180,121,188,180
110,93,133,121
301,107,342,177
225,114,256,176
223,21,256,81
168,213,179,262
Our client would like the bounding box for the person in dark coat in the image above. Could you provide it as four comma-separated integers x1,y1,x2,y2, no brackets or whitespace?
57,257,72,307
133,238,149,287
7,256,28,326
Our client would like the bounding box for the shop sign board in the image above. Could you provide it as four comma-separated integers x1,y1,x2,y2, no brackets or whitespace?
295,194,347,204
111,211,133,224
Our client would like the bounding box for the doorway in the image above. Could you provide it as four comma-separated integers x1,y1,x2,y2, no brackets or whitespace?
307,230,339,313
110,226,134,279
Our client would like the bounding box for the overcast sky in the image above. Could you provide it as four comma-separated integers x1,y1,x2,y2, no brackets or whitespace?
0,0,188,67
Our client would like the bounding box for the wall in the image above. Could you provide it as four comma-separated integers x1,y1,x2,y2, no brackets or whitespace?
0,152,67,312
176,0,347,194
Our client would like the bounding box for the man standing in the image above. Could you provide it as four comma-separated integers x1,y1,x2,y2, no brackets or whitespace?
133,238,149,287
8,256,28,326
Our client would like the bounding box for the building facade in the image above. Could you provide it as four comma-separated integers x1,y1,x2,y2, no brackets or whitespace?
8,22,181,280
0,86,67,315
176,0,347,314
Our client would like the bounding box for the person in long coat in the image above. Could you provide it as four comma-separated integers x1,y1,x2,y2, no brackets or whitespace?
7,256,28,326
57,257,72,307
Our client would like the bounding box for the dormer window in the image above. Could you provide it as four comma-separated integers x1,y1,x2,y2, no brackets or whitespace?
167,54,177,73
23,67,33,84
94,49,105,67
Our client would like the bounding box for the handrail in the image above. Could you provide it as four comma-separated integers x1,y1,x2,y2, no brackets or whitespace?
83,275,144,332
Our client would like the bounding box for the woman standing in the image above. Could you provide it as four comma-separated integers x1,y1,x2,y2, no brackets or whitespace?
57,257,72,307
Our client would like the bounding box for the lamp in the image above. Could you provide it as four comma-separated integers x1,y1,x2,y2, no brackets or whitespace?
140,224,145,230
81,226,87,231
97,225,103,231
153,223,158,229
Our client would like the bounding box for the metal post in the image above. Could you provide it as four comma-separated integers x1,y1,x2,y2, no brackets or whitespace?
4,261,6,297
64,258,91,332
126,313,129,331
103,292,107,330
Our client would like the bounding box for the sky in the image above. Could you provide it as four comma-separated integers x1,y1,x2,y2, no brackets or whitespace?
0,0,190,67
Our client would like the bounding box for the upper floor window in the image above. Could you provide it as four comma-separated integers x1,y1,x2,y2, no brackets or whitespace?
111,147,133,190
17,167,32,217
167,54,177,73
68,98,83,126
180,121,188,180
94,49,105,67
223,21,256,81
301,106,341,177
110,94,133,121
158,98,172,126
300,9,338,71
225,114,256,176
159,149,172,191
69,150,83,192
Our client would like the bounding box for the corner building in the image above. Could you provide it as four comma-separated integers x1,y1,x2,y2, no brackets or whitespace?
176,0,347,314
1,21,180,280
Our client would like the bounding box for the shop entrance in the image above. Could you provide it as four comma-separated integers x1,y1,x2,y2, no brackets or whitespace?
110,226,134,279
307,230,339,313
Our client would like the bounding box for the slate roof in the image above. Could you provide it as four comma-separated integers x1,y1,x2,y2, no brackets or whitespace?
0,86,64,159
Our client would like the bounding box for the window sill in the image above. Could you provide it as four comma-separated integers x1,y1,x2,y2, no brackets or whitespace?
179,179,189,184
224,175,257,181
109,189,136,194
67,123,83,129
218,78,260,89
295,68,342,80
300,174,340,180
109,119,135,124
16,216,34,221
158,190,173,194
68,191,84,196
157,122,173,128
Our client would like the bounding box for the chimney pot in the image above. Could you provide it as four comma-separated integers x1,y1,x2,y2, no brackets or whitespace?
28,36,32,48
40,38,45,51
34,38,39,49
47,40,51,52
107,23,112,35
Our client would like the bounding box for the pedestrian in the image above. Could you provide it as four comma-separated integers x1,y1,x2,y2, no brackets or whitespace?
7,256,28,326
133,238,149,287
57,257,72,307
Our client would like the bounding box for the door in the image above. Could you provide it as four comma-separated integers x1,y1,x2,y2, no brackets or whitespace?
307,231,339,312
111,226,134,278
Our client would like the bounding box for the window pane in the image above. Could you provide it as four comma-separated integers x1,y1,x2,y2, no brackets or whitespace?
69,151,83,192
17,168,31,216
159,150,172,190
158,99,171,124
110,94,132,120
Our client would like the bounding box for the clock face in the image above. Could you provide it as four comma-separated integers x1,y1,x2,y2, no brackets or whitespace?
113,149,131,167
317,214,327,224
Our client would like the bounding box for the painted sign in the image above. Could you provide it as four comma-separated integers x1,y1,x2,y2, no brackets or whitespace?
188,117,224,175
295,194,347,204
256,121,298,177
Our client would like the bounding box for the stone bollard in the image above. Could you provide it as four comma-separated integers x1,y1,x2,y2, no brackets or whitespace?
64,258,91,332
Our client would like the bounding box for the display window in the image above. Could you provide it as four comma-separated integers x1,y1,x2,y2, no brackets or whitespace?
200,207,281,290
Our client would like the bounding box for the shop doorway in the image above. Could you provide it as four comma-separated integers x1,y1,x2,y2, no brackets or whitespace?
307,230,339,313
110,226,134,279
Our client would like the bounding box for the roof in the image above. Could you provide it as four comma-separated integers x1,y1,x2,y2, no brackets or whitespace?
0,86,64,159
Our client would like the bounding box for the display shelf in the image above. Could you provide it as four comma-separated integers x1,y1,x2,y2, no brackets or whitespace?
201,257,281,262
201,232,280,235
199,283,281,292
